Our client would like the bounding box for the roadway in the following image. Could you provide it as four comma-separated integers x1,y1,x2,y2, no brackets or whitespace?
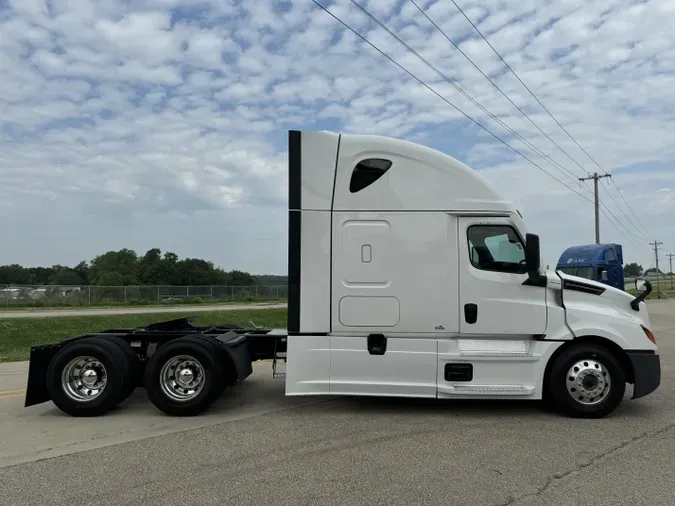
0,302,287,318
0,300,673,505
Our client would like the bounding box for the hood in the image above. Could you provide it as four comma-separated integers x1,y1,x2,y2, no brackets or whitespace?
554,270,649,326
556,271,634,304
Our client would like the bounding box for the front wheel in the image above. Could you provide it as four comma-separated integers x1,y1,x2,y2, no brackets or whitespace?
548,344,626,418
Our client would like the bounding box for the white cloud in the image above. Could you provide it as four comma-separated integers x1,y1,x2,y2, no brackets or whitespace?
1,0,674,274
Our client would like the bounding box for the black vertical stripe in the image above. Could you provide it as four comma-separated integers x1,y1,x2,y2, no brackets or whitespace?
288,130,301,210
329,134,341,332
287,130,302,333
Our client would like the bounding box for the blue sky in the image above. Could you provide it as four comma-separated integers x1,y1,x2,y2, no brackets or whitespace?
1,0,673,275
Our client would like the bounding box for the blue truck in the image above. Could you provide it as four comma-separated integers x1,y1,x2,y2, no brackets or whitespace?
556,243,625,291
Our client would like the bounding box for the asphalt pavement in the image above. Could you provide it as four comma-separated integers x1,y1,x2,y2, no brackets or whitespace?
0,300,673,506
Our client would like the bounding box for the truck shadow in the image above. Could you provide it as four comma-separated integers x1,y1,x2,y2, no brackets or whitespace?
210,377,652,420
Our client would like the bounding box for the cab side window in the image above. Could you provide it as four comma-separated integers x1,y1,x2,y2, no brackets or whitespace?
467,225,526,274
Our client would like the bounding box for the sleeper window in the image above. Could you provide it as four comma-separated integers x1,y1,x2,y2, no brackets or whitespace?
467,225,527,274
349,158,392,193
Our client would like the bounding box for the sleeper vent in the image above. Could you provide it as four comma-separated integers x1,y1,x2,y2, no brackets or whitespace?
349,158,392,193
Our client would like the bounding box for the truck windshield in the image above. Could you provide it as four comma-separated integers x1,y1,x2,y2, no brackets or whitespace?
558,266,596,280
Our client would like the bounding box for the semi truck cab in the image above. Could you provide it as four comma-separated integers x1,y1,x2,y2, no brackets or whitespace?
22,129,661,419
557,243,625,291
284,130,660,418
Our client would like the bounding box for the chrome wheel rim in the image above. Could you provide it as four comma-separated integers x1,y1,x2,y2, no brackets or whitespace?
159,355,206,402
566,359,611,405
61,356,108,402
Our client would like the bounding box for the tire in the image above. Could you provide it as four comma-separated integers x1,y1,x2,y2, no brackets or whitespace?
103,336,142,399
548,343,626,418
144,336,225,416
190,334,233,392
46,337,133,417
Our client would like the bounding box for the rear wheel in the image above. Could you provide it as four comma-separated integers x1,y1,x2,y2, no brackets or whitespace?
46,337,133,417
103,336,142,399
144,336,225,416
548,343,626,418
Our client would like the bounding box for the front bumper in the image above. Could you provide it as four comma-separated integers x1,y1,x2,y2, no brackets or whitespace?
627,350,661,399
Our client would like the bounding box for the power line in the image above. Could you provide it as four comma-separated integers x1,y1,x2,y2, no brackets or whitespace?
344,0,589,191
599,180,650,242
595,205,646,251
308,0,595,204
405,0,650,246
447,0,653,239
407,0,591,179
309,0,652,251
575,176,645,248
609,177,652,236
311,0,652,249
601,178,651,240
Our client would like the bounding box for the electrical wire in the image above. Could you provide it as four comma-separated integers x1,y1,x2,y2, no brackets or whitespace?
599,179,650,241
407,0,591,179
309,0,657,253
346,0,590,193
447,0,653,240
308,0,595,204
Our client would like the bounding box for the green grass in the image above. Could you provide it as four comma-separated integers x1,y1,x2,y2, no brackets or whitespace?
0,308,288,363
626,288,674,299
0,298,287,311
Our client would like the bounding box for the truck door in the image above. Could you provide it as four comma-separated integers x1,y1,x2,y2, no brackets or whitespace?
458,217,547,335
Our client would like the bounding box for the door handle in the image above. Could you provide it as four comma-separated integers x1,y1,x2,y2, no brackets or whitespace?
464,303,478,324
367,334,387,355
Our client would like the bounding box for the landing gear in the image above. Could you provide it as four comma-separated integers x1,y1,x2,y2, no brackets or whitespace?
548,344,626,418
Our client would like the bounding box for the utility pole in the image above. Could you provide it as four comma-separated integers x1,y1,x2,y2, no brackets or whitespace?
668,253,674,290
579,172,612,244
650,240,663,296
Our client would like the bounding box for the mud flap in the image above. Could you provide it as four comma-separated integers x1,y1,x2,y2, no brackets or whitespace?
24,344,61,407
627,350,661,399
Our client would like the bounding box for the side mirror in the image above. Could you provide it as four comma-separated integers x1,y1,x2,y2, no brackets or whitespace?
525,233,541,272
523,233,545,286
631,278,652,311
635,278,648,293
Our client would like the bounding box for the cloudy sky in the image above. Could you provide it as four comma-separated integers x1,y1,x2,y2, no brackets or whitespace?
1,0,673,276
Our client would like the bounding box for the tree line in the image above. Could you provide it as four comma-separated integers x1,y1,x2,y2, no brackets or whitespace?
0,248,288,287
623,263,672,277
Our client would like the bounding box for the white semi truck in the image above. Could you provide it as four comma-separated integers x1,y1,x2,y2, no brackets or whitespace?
23,130,660,419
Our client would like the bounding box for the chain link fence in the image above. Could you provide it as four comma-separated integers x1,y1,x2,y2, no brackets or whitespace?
0,284,288,308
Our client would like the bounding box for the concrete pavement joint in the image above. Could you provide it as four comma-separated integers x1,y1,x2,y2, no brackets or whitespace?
1,396,344,471
494,421,675,506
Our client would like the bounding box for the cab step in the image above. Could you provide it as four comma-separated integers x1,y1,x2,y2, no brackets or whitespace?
439,384,535,396
272,352,287,379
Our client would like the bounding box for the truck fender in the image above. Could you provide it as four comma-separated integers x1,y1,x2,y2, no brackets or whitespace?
213,331,253,384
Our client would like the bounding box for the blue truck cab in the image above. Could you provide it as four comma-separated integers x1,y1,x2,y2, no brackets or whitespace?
556,243,625,290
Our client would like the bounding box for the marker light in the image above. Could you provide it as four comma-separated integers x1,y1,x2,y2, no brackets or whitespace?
642,326,656,344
